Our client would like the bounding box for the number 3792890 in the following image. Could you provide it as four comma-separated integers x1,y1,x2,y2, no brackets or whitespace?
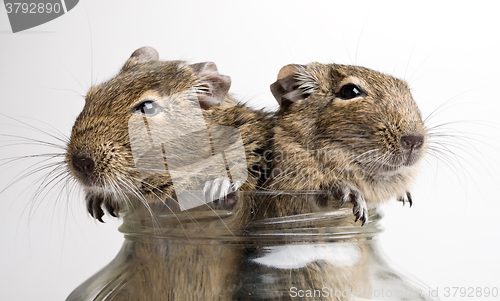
5,2,62,14
443,287,498,298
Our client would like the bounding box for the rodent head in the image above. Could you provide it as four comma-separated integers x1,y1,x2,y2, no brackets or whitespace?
270,63,427,182
66,46,231,205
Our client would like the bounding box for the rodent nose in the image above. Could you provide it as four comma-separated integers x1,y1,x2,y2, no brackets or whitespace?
400,134,424,151
72,154,95,175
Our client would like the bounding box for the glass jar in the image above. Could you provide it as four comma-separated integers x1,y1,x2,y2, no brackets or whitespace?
67,192,439,301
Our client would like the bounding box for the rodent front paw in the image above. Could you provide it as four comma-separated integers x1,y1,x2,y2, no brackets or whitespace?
86,194,119,223
334,185,368,225
203,177,242,209
397,192,413,207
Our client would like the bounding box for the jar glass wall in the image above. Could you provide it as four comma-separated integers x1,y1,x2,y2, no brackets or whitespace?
67,192,439,301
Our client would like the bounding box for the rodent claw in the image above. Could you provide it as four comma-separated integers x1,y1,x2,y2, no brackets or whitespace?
86,194,114,223
105,201,118,218
218,177,232,201
93,204,105,223
93,199,105,223
407,192,413,208
334,184,368,225
397,191,413,208
95,213,105,223
86,195,94,217
203,177,224,204
340,194,349,207
354,206,368,226
203,176,240,209
353,204,368,226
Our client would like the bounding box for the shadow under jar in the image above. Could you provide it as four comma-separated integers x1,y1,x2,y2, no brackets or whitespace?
67,191,439,301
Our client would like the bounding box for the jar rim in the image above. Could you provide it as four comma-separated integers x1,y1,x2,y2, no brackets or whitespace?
118,190,384,243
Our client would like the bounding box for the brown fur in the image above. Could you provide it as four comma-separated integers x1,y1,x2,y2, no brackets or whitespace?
258,63,427,221
66,52,427,300
233,63,428,300
66,47,273,221
65,47,273,300
234,193,372,301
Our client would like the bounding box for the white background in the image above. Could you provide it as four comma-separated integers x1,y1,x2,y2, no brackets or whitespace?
0,1,499,300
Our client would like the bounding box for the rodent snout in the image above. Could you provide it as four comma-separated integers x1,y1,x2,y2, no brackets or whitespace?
72,153,95,177
400,134,424,151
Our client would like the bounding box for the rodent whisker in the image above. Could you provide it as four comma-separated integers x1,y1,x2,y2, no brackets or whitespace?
26,166,73,218
317,126,370,132
0,153,65,168
0,115,81,234
16,116,71,145
360,150,391,175
123,166,166,174
428,133,499,166
101,173,120,202
104,174,147,224
346,148,379,165
424,102,500,202
312,134,370,140
359,152,387,174
111,177,144,222
122,165,251,234
0,134,67,151
114,175,164,231
0,113,70,146
47,172,79,216
337,141,378,150
427,139,498,190
428,131,499,150
425,146,463,175
314,140,376,153
1,156,66,194
423,89,486,125
17,162,72,225
29,163,69,196
123,174,206,237
427,119,500,133
426,126,500,204
428,123,499,169
422,146,483,200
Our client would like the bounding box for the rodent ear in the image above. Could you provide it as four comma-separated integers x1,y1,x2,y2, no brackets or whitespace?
190,62,231,109
130,46,159,62
270,64,309,109
120,46,159,72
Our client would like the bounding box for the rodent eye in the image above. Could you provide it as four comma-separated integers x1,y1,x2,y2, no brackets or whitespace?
133,100,160,117
337,84,365,100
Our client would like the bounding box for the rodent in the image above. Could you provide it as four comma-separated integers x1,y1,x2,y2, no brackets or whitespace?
233,63,428,300
66,49,427,299
65,46,273,300
253,62,427,224
67,46,273,223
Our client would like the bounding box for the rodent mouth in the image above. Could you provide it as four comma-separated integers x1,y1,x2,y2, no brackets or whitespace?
368,162,403,174
373,153,421,173
74,174,103,189
378,163,400,172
